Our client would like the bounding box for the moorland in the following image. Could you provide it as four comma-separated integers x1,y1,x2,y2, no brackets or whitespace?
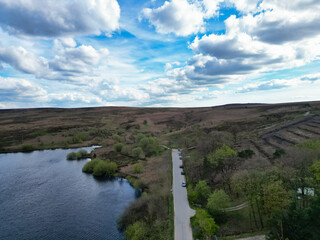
1,101,320,239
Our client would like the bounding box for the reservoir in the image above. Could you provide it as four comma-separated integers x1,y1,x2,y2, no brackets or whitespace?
0,147,136,240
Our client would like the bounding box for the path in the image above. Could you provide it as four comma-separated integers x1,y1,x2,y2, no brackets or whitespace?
172,149,195,240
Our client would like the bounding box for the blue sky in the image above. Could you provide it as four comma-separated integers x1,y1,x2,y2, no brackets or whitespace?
0,0,320,108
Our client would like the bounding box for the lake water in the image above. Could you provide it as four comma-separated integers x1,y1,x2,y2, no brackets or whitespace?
0,147,136,240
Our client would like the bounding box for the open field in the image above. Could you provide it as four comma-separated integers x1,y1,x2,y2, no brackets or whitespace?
1,101,319,154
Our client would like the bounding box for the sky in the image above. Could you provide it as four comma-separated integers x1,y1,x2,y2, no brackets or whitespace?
0,0,320,109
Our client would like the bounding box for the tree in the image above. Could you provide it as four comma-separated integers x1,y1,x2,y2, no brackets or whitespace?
125,221,149,240
206,189,230,224
138,137,158,157
192,209,219,240
195,180,211,206
207,189,230,211
206,144,240,193
263,180,290,217
310,160,320,182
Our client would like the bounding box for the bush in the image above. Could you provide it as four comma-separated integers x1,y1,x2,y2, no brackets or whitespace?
206,189,230,224
191,209,219,239
82,159,101,173
114,143,124,152
132,147,143,159
132,163,144,174
92,160,117,177
67,152,78,160
138,137,158,157
21,144,34,152
273,148,286,159
67,149,88,160
238,149,255,159
121,145,131,156
125,221,149,240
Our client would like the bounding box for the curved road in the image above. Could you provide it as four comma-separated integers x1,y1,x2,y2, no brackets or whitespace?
172,149,195,240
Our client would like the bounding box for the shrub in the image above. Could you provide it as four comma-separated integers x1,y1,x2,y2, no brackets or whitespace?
82,159,101,173
76,149,88,159
132,163,144,174
67,149,88,160
138,137,158,157
67,152,78,160
238,149,255,159
191,209,219,239
92,160,118,177
132,147,143,159
273,148,286,159
114,143,124,152
125,221,149,240
21,144,34,152
121,145,131,156
136,133,146,143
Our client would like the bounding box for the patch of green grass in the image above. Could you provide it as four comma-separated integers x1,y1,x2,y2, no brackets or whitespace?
30,130,48,137
21,144,34,152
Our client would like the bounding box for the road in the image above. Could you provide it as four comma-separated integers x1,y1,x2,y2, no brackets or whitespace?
172,149,195,240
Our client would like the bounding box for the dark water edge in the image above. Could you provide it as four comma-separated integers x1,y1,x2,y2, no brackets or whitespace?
0,147,136,240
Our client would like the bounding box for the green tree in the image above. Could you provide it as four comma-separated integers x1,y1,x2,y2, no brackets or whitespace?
206,144,239,193
206,189,230,224
125,221,149,240
207,189,230,212
139,137,158,157
310,160,320,182
192,209,219,240
263,180,290,217
195,180,211,206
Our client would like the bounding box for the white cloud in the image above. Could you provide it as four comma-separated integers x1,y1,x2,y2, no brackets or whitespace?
166,0,320,88
0,46,48,75
142,0,205,36
0,77,48,102
0,0,120,37
0,44,109,83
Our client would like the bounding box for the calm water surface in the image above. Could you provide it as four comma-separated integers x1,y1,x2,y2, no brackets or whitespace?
0,147,136,240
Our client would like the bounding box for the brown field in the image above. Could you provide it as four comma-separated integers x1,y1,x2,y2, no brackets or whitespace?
1,101,320,154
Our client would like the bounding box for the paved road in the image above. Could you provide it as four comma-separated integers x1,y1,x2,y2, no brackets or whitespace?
172,149,195,240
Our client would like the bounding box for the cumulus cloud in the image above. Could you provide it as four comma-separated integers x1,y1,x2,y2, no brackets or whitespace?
237,80,289,93
142,0,205,36
166,0,320,88
232,0,320,44
0,46,48,75
0,77,48,102
237,73,320,93
0,0,120,37
142,0,224,36
0,43,109,82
